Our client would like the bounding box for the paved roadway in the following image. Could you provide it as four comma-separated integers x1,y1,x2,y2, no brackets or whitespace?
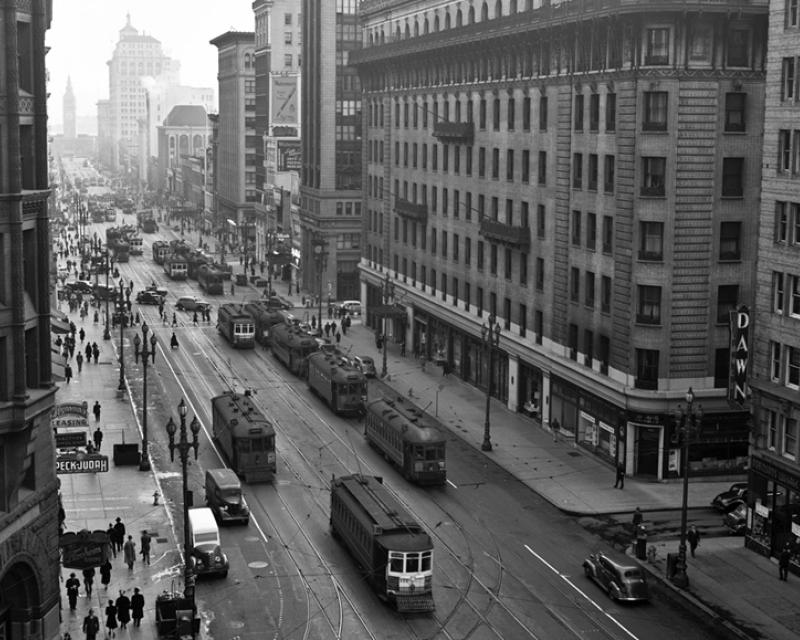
73,218,733,640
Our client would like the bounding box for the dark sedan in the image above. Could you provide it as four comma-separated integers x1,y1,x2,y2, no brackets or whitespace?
136,290,163,305
711,482,749,512
583,550,649,602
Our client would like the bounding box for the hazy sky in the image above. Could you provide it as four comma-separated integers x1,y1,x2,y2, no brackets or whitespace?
46,0,254,130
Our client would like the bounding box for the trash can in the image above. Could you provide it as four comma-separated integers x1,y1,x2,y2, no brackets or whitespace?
666,552,678,579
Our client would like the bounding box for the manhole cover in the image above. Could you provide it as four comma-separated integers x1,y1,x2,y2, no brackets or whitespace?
567,451,582,457
248,560,269,569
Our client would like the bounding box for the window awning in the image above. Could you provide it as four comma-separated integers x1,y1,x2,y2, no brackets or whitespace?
52,358,66,381
51,313,70,334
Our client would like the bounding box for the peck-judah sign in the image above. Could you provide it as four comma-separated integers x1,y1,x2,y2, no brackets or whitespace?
56,454,109,474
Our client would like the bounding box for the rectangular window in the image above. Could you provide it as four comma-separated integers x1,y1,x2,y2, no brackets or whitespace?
635,349,660,390
789,347,800,388
573,153,583,188
727,28,749,67
465,237,472,266
403,101,409,127
637,285,662,324
454,146,460,174
504,248,512,279
722,158,744,197
491,197,499,221
431,268,436,295
641,157,666,196
725,93,746,132
589,93,600,131
585,271,595,308
519,304,527,337
493,98,501,131
720,221,742,260
466,146,473,175
442,144,449,172
643,91,668,131
539,96,548,130
441,231,448,258
774,272,785,314
599,335,610,374
492,148,500,179
784,417,798,460
568,324,579,361
534,310,543,345
767,409,778,450
523,96,531,130
789,0,800,27
520,253,528,285
791,275,800,317
441,272,447,300
537,204,546,238
507,97,516,130
423,102,428,128
506,149,514,181
639,221,664,260
453,233,460,262
605,93,616,131
536,258,544,291
538,151,547,184
586,213,597,250
571,210,582,246
588,154,598,191
490,243,498,275
645,28,670,65
412,143,418,168
422,143,428,169
604,155,615,193
574,94,584,131
453,190,460,218
521,150,530,183
584,329,594,366
478,147,486,177
465,282,471,310
477,241,484,270
521,202,530,228
432,144,438,171
431,228,437,254
443,188,449,216
717,284,739,324
771,341,782,381
570,267,580,302
403,142,408,167
479,98,487,129
779,130,792,172
465,192,472,220
601,276,611,313
602,215,613,254
782,57,795,101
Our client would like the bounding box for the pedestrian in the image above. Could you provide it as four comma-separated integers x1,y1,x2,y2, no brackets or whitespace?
140,530,151,565
131,588,144,628
115,591,131,629
123,535,136,571
104,599,118,638
170,332,179,350
779,543,792,580
93,309,99,324
82,609,100,640
106,523,117,558
331,321,337,335
93,427,103,451
193,310,198,326
632,507,643,530
99,559,111,590
172,313,177,327
400,340,406,357
614,462,625,489
551,418,560,443
82,566,95,597
85,343,92,363
66,572,80,611
79,327,86,343
341,319,348,336
687,525,700,557
335,331,342,345
75,352,84,373
324,322,330,337
92,342,99,364
64,363,73,384
93,401,101,422
112,517,125,554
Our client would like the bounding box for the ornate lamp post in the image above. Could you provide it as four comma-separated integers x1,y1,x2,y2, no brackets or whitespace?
313,241,325,334
481,314,502,452
670,387,703,588
103,248,111,340
381,272,395,378
165,399,201,606
133,323,157,472
118,279,126,392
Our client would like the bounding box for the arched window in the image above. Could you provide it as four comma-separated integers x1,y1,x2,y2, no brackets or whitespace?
380,29,385,43
405,22,410,38
414,20,419,36
369,32,374,45
193,134,203,150
179,135,189,155
424,17,429,33
495,0,503,18
481,2,489,21
510,0,518,13
445,13,451,29
244,53,251,68
456,9,463,26
395,25,401,40
434,14,440,31
469,7,476,24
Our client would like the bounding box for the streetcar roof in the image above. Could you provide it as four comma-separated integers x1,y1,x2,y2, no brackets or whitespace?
307,352,366,381
332,475,425,535
271,322,317,345
211,391,274,436
367,397,446,444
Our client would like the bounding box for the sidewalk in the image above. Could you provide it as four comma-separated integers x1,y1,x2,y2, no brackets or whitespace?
235,277,800,640
56,320,183,640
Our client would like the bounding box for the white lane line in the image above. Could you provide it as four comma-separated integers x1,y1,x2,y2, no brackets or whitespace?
524,545,640,640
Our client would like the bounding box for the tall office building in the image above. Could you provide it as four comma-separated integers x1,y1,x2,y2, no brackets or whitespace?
749,0,800,573
301,0,362,302
352,0,768,479
0,1,62,638
63,76,76,139
210,31,257,261
106,13,180,178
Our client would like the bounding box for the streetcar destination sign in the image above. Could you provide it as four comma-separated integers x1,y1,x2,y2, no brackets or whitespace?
56,454,109,474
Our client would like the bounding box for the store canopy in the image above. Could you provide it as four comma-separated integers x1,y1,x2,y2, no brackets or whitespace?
52,354,66,381
51,313,70,334
371,304,407,319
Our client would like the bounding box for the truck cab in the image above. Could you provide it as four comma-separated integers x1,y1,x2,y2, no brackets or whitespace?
205,468,250,525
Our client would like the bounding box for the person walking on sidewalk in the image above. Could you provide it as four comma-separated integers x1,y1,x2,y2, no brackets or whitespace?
687,525,701,557
131,588,144,627
106,523,117,558
551,419,560,443
93,427,103,451
99,559,111,590
64,363,73,384
66,573,80,611
123,536,136,571
115,591,131,629
779,543,792,580
79,327,85,343
104,599,118,638
614,462,625,489
632,507,643,530
140,530,151,565
112,518,125,555
75,352,84,373
82,609,100,640
91,342,99,364
82,566,95,597
85,343,92,363
93,401,101,423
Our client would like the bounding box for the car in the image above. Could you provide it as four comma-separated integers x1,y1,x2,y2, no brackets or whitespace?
176,296,210,312
136,290,163,305
711,482,749,513
582,550,650,602
265,295,293,310
337,300,361,316
351,355,377,378
145,284,168,299
723,502,748,535
63,280,94,295
93,284,119,301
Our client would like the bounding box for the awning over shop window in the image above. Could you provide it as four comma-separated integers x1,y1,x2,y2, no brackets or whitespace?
51,313,70,334
52,357,66,381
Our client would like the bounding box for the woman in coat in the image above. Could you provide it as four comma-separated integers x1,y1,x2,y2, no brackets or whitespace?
99,559,112,590
104,599,118,638
123,535,137,571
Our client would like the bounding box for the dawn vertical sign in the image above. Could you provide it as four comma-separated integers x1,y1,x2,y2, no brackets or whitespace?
729,305,750,407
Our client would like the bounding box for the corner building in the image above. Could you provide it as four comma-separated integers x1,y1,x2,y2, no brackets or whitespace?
749,0,800,572
352,0,767,479
0,1,62,638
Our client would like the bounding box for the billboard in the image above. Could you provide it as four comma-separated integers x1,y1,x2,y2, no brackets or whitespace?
278,140,301,172
271,75,299,126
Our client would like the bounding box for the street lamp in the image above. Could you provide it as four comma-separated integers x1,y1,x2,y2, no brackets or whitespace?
133,323,157,472
671,387,703,589
381,272,395,378
165,399,201,607
103,248,111,341
118,279,126,393
481,314,502,452
314,241,325,334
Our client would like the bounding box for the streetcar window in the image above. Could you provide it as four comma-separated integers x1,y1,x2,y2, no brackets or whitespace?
406,554,420,572
421,552,432,571
389,553,404,572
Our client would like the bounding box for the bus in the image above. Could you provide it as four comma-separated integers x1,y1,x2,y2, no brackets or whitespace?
270,323,319,377
197,264,225,295
163,254,188,280
217,304,256,348
211,390,275,482
152,240,170,264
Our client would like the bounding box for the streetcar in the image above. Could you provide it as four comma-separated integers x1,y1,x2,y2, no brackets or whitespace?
270,322,319,377
163,254,188,280
306,352,367,415
243,300,285,346
364,396,447,486
330,474,435,612
152,240,170,264
112,240,130,263
197,264,225,295
211,390,276,482
217,303,256,349
128,235,143,256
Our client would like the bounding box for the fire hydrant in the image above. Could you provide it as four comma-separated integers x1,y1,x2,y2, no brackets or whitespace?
153,491,160,506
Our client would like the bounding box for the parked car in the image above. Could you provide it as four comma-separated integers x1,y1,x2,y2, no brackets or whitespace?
136,290,163,305
724,502,748,535
176,296,210,312
64,280,94,295
351,355,377,378
337,300,361,316
582,550,650,602
711,482,749,513
145,284,168,299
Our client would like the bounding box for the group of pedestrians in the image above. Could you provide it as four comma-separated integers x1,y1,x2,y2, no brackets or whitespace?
80,588,144,640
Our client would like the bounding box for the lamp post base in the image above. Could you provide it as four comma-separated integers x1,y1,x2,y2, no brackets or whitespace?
103,327,110,340
138,457,151,472
481,437,493,452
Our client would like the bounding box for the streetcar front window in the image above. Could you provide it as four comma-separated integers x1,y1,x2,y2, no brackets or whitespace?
406,554,420,572
389,552,403,572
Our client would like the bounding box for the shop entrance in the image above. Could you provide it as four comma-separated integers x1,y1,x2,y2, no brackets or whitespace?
635,426,660,477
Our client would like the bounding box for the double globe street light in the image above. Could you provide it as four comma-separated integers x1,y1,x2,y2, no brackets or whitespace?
133,323,157,472
481,315,502,452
